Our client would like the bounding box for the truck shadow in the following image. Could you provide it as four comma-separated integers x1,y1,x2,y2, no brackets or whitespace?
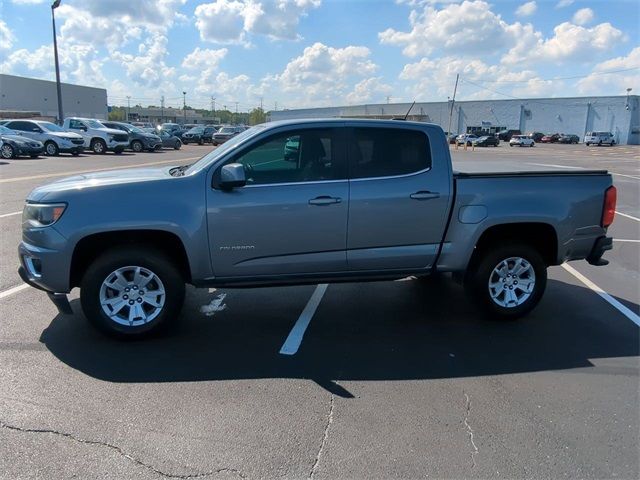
39,278,639,397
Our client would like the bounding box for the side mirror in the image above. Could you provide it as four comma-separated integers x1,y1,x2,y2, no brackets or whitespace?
219,163,246,190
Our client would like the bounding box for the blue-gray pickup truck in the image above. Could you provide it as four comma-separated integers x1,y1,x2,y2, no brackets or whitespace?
18,119,616,337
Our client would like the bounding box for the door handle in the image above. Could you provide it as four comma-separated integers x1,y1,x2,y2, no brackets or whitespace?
410,191,440,200
309,196,341,206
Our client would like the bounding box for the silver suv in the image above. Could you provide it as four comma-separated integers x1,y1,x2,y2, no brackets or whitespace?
585,131,615,146
3,119,85,156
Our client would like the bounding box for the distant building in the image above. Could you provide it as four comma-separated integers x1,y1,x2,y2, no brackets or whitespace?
0,74,107,122
124,106,206,125
269,95,640,145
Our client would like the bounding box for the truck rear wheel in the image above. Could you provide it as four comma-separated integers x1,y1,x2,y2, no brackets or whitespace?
80,247,185,338
466,243,546,320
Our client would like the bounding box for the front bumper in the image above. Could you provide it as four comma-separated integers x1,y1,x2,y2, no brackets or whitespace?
18,266,72,314
586,236,613,266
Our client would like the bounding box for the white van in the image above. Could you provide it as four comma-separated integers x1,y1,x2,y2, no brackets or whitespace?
62,117,130,154
585,131,615,146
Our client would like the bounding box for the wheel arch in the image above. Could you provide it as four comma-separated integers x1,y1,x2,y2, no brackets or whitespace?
70,229,192,288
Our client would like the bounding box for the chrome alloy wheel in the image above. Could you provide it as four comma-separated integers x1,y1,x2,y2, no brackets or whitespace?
1,144,14,158
488,257,536,308
99,266,166,326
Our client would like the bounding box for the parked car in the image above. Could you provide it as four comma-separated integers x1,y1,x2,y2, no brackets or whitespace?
558,134,580,144
540,133,561,143
62,118,129,154
18,119,615,338
212,125,243,145
131,122,154,129
497,129,521,141
159,130,182,150
509,135,535,147
202,126,218,143
160,123,183,137
585,131,616,146
0,125,44,158
3,119,84,156
473,135,500,147
455,134,479,146
527,132,545,142
181,126,206,145
102,121,162,152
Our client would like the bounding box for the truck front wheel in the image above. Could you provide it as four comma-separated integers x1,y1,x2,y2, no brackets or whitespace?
80,247,185,338
467,244,547,320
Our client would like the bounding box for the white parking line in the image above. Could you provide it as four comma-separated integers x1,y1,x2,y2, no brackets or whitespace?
279,284,328,355
0,156,201,184
0,211,21,218
561,264,640,327
615,239,640,243
0,283,29,300
616,211,640,222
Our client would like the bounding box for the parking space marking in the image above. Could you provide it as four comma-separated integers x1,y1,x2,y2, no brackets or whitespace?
616,211,640,222
0,283,29,300
0,211,21,218
526,163,584,170
561,264,640,327
0,156,201,184
279,284,328,356
615,239,640,243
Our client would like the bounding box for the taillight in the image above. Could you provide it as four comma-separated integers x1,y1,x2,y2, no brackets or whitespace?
602,186,617,227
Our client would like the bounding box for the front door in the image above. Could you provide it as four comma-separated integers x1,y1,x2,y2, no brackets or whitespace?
206,127,349,278
346,126,451,271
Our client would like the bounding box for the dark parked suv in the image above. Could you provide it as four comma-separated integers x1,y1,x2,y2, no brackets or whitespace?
202,126,218,143
181,126,206,145
212,125,243,145
102,122,162,152
497,129,521,141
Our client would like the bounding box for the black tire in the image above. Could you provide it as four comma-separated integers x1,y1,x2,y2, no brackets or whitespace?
610,141,615,146
44,141,59,156
0,143,15,159
80,247,185,338
30,154,39,158
586,143,590,146
131,140,143,152
198,138,204,145
174,141,181,150
72,151,80,156
114,147,124,155
598,141,602,146
91,138,107,154
466,243,547,320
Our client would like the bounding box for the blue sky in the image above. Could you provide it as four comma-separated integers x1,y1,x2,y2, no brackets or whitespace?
1,0,638,112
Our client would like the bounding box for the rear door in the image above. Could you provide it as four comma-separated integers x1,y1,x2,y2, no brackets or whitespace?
346,125,451,271
206,126,350,277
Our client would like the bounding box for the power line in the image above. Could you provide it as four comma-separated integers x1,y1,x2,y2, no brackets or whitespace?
471,66,640,85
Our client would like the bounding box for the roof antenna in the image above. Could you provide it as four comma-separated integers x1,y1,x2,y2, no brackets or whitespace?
393,100,416,121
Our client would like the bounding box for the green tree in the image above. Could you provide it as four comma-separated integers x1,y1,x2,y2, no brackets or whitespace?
108,106,126,121
248,107,266,125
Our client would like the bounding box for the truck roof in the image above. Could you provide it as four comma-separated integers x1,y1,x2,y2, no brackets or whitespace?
263,118,443,130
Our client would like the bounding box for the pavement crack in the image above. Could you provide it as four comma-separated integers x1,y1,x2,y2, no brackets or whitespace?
463,392,479,468
0,421,246,479
308,393,335,479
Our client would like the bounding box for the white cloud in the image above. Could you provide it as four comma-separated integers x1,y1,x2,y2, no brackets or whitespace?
194,0,320,45
573,8,594,26
10,0,47,4
555,0,574,8
110,35,175,88
0,20,16,50
345,77,393,104
515,1,537,17
379,1,513,57
576,47,640,95
182,47,228,70
261,42,379,107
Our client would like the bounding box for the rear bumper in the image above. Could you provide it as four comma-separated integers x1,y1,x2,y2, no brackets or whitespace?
586,236,613,266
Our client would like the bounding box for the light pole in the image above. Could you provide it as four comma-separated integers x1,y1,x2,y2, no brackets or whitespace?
182,91,186,124
126,95,131,122
51,0,63,125
626,88,633,110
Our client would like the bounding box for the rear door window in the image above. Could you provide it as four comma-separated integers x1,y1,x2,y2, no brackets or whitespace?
349,127,431,179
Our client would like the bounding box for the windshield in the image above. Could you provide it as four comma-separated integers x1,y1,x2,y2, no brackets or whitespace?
0,125,14,135
189,127,204,133
127,125,143,133
219,127,235,134
39,121,65,132
185,125,265,175
87,119,106,128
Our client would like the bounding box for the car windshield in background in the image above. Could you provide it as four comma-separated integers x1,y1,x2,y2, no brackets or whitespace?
127,125,144,133
0,125,15,135
219,127,235,134
87,120,105,128
185,125,264,175
39,121,66,132
189,127,204,133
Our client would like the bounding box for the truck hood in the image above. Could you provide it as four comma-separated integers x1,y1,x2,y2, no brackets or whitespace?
27,166,175,201
98,127,127,136
47,131,84,140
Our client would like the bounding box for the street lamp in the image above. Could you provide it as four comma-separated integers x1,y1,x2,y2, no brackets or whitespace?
51,0,63,125
182,91,186,124
126,95,131,122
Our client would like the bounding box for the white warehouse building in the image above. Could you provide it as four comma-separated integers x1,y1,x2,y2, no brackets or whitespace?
269,95,640,145
0,74,108,122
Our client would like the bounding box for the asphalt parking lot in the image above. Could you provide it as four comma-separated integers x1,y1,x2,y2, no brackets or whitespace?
1,143,638,479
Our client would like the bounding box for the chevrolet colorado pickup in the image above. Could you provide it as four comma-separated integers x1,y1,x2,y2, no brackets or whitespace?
18,119,616,337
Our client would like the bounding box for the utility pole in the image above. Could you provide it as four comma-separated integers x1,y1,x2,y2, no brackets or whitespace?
447,73,459,136
234,101,239,124
211,96,216,120
126,95,131,122
51,0,63,124
386,95,391,104
274,101,278,111
160,95,165,124
182,91,187,124
260,97,263,110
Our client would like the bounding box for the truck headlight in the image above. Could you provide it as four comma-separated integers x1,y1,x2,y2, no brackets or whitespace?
22,202,67,228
